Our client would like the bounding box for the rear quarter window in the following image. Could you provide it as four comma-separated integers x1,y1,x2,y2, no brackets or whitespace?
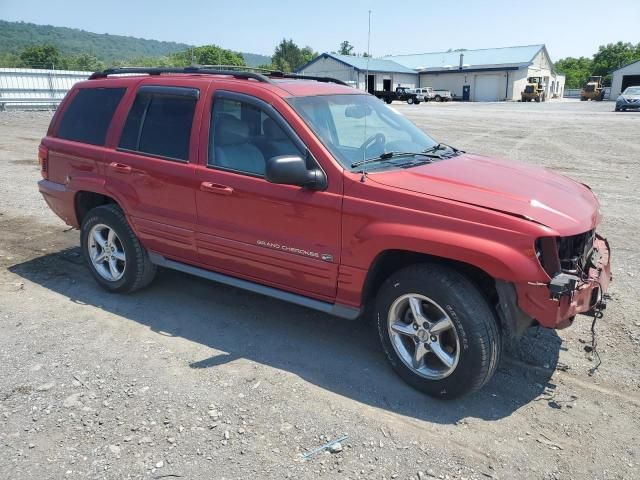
57,87,126,146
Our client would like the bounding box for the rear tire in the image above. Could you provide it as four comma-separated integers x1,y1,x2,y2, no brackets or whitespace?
434,95,442,102
80,204,156,293
374,264,501,399
407,97,414,104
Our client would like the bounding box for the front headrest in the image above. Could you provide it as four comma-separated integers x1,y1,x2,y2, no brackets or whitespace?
215,114,250,146
262,117,288,141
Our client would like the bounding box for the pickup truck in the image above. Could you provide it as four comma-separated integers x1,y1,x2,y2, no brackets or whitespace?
374,87,421,104
411,88,434,102
38,67,611,399
432,89,452,102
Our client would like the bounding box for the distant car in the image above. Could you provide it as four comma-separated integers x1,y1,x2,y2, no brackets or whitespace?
432,89,452,102
411,87,435,102
374,87,421,105
615,86,640,111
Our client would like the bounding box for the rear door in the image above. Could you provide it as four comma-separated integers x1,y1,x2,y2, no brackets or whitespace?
105,80,206,261
194,88,342,301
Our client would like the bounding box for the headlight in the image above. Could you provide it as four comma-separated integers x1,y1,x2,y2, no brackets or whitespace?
618,96,626,103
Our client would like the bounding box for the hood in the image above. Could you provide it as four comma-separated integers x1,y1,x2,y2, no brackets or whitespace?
619,94,640,100
369,153,600,234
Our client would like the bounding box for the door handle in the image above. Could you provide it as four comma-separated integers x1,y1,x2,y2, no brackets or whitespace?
200,181,234,195
109,162,132,174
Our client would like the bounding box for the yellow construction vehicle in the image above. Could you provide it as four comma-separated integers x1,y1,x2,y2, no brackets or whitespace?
521,77,546,102
580,76,605,101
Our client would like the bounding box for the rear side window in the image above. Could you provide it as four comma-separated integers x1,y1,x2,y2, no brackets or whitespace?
119,86,198,161
57,88,126,145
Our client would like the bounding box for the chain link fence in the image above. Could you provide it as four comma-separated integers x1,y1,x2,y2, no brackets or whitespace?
0,65,92,111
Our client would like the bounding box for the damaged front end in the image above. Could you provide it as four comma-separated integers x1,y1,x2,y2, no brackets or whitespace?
498,231,612,334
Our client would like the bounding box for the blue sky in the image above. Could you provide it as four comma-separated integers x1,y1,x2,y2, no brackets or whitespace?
1,0,638,60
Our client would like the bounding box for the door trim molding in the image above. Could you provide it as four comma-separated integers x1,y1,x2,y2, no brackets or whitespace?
148,252,361,320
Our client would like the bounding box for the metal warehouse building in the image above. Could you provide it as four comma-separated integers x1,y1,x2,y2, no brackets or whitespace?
609,60,640,99
297,44,565,102
295,53,418,91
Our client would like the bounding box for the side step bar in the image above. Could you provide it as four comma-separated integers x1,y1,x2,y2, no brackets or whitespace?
148,253,362,320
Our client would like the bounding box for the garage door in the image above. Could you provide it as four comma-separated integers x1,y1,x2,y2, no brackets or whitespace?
474,75,500,102
622,75,640,91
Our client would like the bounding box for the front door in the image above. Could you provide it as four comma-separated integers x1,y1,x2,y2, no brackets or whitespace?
462,85,471,101
194,90,342,301
383,79,392,92
367,75,375,94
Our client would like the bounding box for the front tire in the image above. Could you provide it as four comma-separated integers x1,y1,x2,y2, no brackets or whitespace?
81,204,157,293
407,97,414,104
375,264,501,399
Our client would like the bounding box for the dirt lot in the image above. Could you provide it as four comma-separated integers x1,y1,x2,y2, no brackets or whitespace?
0,101,639,480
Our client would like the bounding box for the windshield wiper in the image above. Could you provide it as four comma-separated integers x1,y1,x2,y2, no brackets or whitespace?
351,151,438,169
423,143,464,155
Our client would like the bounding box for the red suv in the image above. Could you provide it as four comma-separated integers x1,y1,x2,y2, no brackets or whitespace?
38,67,612,398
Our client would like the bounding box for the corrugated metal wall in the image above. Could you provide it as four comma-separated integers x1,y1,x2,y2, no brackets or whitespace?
0,68,92,110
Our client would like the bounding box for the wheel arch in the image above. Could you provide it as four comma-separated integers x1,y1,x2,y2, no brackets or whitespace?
75,191,119,226
360,248,535,341
363,249,498,307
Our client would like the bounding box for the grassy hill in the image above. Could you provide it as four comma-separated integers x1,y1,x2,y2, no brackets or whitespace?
0,20,271,66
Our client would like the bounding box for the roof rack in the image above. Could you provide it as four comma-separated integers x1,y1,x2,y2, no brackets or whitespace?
195,65,350,86
269,71,349,86
88,66,271,83
89,65,349,86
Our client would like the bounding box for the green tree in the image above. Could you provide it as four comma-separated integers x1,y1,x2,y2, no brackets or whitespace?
65,53,105,72
19,44,61,68
554,56,593,89
169,45,245,67
591,41,640,84
338,40,355,56
0,51,21,67
271,39,316,72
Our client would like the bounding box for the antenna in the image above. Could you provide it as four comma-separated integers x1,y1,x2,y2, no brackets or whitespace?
361,9,372,182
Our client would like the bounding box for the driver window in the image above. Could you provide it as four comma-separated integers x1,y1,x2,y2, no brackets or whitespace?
209,98,303,176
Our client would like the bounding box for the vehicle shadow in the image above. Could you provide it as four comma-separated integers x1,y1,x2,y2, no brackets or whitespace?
9,247,562,424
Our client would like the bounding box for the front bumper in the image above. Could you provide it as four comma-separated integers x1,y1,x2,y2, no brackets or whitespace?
617,100,640,109
515,235,612,329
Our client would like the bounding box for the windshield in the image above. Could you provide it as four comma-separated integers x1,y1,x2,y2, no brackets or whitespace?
287,94,438,170
623,86,640,95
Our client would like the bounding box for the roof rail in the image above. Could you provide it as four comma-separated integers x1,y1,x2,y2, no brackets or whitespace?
196,65,349,86
89,65,349,86
269,71,349,86
89,66,272,83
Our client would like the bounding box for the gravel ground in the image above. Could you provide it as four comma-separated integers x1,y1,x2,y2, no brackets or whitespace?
0,101,639,480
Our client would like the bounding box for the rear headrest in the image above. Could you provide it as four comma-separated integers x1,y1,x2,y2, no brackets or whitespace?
263,117,288,141
215,114,250,146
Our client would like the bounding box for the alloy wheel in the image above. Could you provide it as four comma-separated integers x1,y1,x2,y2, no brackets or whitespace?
387,293,460,380
87,223,126,281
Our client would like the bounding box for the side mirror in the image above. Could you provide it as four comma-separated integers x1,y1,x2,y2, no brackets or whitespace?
265,155,327,190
